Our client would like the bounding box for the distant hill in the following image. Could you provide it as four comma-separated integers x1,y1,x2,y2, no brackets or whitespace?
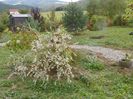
2,0,81,11
2,0,66,10
0,0,83,12
0,2,32,12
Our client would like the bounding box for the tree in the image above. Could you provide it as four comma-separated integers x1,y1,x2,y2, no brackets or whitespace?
124,0,133,21
63,3,87,33
86,0,126,26
87,0,100,18
86,0,126,18
0,12,9,32
31,8,46,32
100,0,126,18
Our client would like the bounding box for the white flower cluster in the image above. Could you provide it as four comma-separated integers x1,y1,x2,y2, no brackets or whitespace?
10,29,74,84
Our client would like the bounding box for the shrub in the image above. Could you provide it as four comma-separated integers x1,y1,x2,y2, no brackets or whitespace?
88,15,107,31
113,15,127,26
31,8,46,32
45,11,62,32
63,3,87,33
86,0,100,18
9,29,75,84
87,0,126,18
0,12,9,32
26,18,41,32
124,0,133,21
127,19,133,27
7,29,37,52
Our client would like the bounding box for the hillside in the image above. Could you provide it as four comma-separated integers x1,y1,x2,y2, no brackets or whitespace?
0,2,31,12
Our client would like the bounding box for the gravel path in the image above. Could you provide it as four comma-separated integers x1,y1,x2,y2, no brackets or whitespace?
70,45,126,62
0,42,126,62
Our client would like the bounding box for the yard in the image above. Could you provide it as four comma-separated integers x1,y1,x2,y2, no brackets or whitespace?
41,11,133,50
0,26,133,99
72,26,133,50
41,11,64,21
0,1,133,98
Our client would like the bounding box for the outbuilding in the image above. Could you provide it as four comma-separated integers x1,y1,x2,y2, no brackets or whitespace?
9,14,31,31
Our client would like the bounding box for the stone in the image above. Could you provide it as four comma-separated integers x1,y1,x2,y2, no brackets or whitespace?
129,59,133,68
119,59,133,68
119,59,130,68
129,32,133,35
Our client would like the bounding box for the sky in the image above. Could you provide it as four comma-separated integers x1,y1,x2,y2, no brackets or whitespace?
0,0,80,2
59,0,80,2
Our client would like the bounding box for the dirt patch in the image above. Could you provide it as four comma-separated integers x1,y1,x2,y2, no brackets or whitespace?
118,67,133,76
90,35,105,39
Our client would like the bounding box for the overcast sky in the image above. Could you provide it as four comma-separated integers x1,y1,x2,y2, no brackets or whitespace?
0,0,80,2
59,0,80,2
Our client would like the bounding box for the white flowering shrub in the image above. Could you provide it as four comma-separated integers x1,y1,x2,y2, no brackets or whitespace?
9,29,75,84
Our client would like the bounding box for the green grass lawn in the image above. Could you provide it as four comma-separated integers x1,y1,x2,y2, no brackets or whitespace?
72,26,133,50
41,11,64,21
0,47,133,99
0,25,133,98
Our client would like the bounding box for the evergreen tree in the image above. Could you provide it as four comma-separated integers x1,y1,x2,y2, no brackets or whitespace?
63,3,87,33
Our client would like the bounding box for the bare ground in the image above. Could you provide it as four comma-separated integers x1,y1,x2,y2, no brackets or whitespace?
70,45,126,62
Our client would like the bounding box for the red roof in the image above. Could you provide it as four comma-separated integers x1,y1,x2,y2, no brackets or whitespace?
9,9,19,15
9,9,18,12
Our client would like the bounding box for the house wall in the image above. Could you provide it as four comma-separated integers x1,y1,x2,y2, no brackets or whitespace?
10,17,29,31
14,17,28,26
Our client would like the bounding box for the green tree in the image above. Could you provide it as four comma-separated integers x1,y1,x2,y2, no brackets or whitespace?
63,3,87,33
124,0,133,21
31,8,46,32
87,0,100,18
100,0,126,18
87,0,126,18
0,12,9,32
86,0,126,26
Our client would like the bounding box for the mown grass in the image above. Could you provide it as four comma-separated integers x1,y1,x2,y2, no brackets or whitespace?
0,47,133,99
41,11,133,50
72,26,133,50
41,11,64,21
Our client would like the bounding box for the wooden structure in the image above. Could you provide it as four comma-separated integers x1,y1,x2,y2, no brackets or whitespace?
9,9,31,31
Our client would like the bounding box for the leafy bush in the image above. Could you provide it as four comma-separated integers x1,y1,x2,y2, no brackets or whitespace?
63,3,87,33
113,15,127,26
9,29,75,84
81,56,104,70
0,30,11,43
26,18,41,32
86,0,101,18
88,15,107,31
87,0,126,19
124,0,133,21
45,11,62,32
31,8,46,32
7,29,37,52
0,12,9,32
31,10,61,32
127,19,133,27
